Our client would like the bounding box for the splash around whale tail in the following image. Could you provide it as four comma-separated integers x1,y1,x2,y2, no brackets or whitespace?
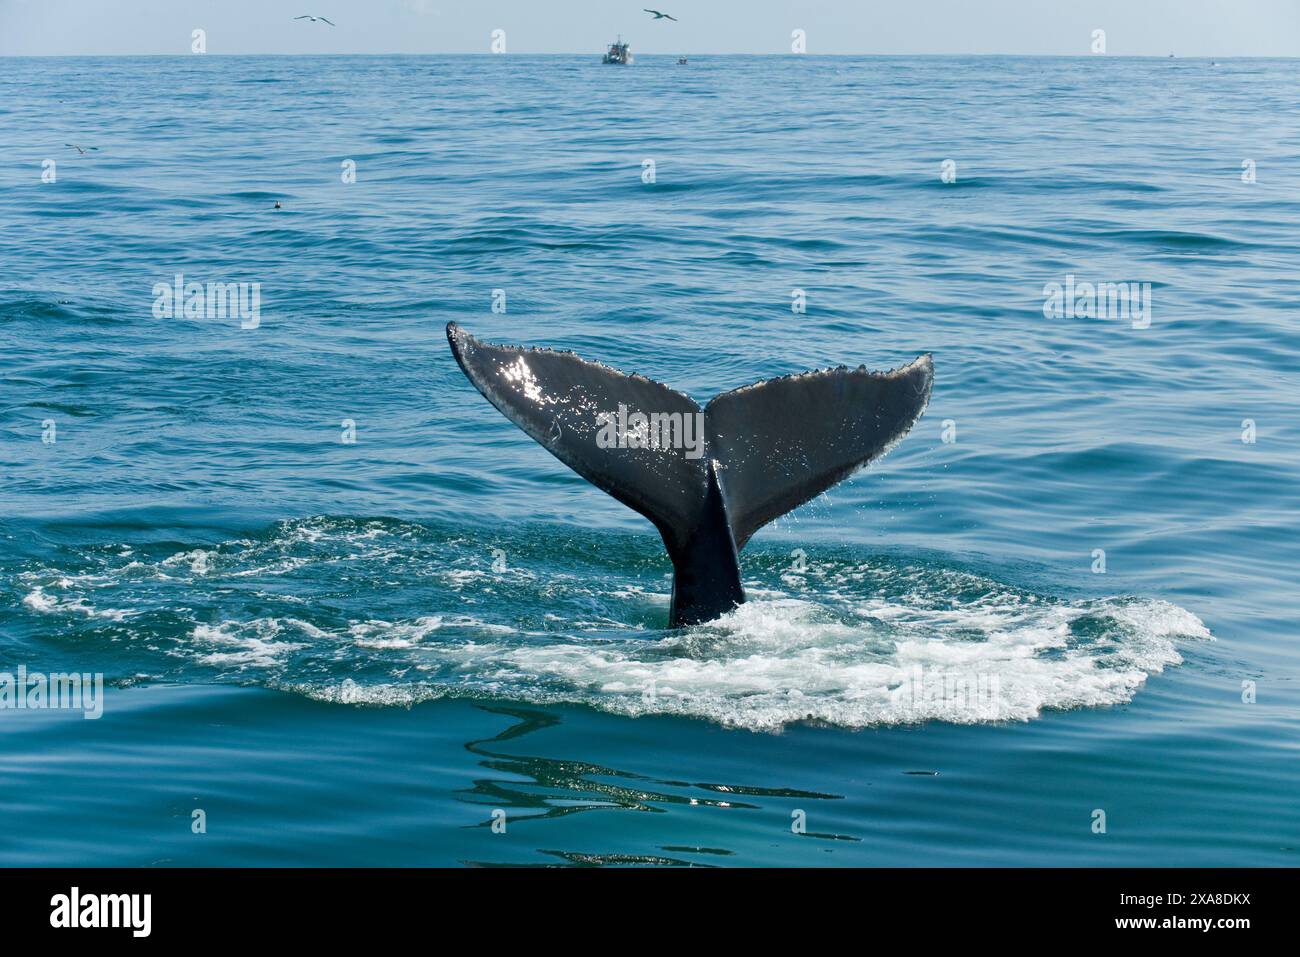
446,322,933,627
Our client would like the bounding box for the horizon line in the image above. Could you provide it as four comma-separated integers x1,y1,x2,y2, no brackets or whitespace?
1,52,1291,59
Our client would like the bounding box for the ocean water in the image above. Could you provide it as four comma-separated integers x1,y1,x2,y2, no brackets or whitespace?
1,54,1298,866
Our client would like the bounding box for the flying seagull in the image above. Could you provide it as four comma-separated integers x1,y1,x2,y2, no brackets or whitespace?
64,144,99,155
293,15,335,25
644,9,678,20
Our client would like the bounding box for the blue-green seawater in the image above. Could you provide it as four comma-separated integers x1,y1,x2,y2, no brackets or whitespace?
1,55,1298,866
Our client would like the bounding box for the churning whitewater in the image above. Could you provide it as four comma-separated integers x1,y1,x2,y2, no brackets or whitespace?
9,517,1211,732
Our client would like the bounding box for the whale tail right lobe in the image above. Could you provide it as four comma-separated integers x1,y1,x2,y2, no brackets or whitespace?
447,323,933,627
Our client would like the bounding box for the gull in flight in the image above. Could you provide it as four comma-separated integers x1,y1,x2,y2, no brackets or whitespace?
644,9,678,20
65,144,99,154
293,15,336,26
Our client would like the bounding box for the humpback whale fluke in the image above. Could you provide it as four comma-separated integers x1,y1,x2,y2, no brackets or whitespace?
447,322,933,627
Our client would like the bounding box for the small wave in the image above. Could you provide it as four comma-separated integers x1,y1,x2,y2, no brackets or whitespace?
190,620,312,670
1092,227,1249,250
21,585,133,622
161,549,215,575
277,678,454,708
349,616,444,649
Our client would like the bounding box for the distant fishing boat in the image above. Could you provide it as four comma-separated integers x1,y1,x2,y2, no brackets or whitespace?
602,36,633,65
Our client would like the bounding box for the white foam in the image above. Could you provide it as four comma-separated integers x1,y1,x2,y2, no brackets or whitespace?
349,616,444,649
442,569,488,588
271,591,1210,732
14,519,1214,732
463,594,1209,730
281,678,451,708
21,586,133,622
190,620,308,669
162,549,214,575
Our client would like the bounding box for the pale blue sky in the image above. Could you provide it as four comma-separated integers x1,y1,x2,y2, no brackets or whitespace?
1,0,1296,56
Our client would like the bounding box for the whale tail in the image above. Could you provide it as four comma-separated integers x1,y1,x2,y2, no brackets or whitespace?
446,322,933,627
